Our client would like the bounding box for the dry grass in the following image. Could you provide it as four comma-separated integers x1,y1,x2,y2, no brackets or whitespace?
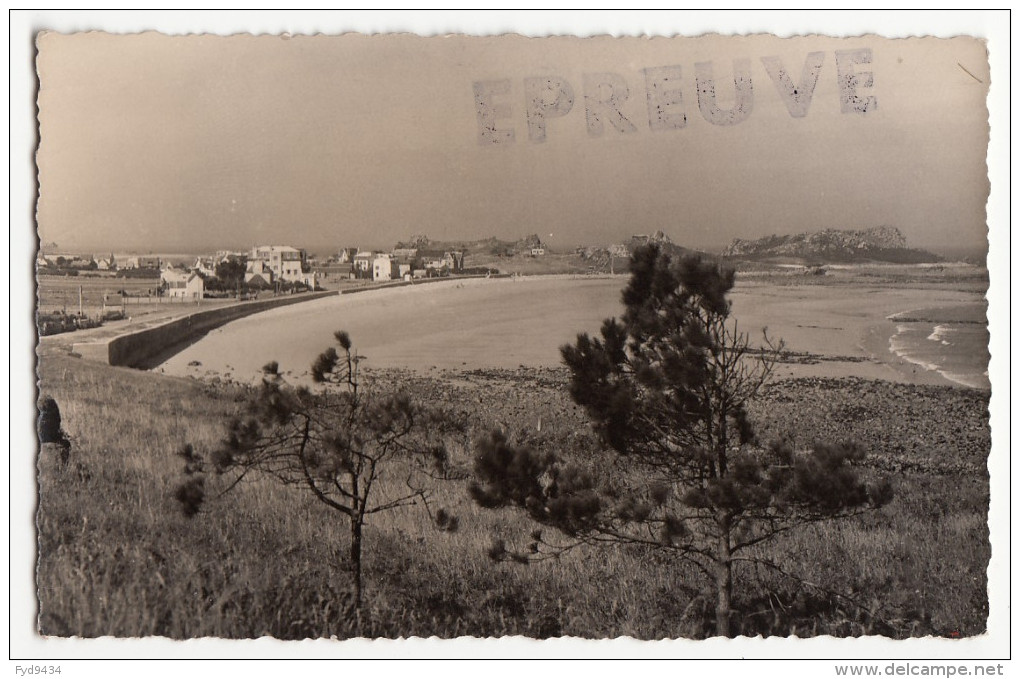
35,355,989,639
37,275,158,314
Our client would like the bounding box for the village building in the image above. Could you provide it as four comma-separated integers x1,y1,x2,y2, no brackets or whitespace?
244,260,274,287
313,262,356,283
352,251,375,275
249,245,317,288
337,247,359,263
531,247,546,256
215,250,247,267
418,249,465,275
372,254,400,281
161,268,205,299
392,247,420,260
121,255,160,269
245,273,272,288
50,254,96,269
388,251,417,278
193,257,217,277
250,245,306,281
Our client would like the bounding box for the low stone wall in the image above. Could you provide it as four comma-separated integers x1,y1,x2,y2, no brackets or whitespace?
72,291,335,368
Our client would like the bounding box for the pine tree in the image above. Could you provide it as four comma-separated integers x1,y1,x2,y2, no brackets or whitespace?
470,244,892,637
174,330,463,619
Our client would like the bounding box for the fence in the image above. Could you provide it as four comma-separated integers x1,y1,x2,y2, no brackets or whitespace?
119,295,215,305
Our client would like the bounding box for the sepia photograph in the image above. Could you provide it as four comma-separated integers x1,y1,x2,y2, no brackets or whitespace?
15,9,1009,667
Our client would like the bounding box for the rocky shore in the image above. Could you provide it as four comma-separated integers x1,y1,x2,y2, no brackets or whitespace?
363,367,990,480
723,226,942,264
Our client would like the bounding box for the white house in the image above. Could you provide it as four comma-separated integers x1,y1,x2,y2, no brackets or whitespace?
352,251,375,273
373,255,400,281
161,269,205,299
249,245,308,283
420,249,465,273
193,257,216,278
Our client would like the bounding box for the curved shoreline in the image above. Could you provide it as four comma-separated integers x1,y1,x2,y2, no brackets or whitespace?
152,276,987,392
156,275,629,382
70,290,336,368
63,273,532,369
61,272,988,393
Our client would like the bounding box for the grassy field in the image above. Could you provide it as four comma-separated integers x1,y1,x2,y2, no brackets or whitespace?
37,275,160,314
470,252,617,276
35,352,989,639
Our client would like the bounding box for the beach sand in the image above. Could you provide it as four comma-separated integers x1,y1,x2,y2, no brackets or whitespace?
156,276,987,388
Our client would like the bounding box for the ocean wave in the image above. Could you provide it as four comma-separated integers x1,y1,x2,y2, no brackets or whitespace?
888,325,941,372
888,322,990,389
927,324,954,345
938,370,991,390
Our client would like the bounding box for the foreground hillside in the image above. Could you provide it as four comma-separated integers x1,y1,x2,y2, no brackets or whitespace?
36,353,989,639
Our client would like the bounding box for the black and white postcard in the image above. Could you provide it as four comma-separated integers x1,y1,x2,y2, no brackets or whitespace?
16,10,1009,672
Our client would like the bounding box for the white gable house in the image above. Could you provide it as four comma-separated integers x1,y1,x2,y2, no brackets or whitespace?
162,269,205,299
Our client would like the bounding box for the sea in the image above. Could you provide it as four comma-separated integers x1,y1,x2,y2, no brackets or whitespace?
887,306,991,390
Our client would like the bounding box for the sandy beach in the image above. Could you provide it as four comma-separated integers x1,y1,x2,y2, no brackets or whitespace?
152,275,988,389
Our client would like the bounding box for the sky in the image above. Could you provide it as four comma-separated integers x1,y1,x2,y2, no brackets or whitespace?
35,29,991,255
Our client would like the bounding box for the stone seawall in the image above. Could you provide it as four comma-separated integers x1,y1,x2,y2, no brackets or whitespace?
72,291,336,368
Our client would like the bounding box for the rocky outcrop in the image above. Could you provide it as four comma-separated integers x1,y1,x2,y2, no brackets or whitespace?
627,230,673,246
578,232,701,273
723,226,941,263
516,234,544,250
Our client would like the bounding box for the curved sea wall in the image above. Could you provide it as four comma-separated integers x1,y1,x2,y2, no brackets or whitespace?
72,291,336,368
